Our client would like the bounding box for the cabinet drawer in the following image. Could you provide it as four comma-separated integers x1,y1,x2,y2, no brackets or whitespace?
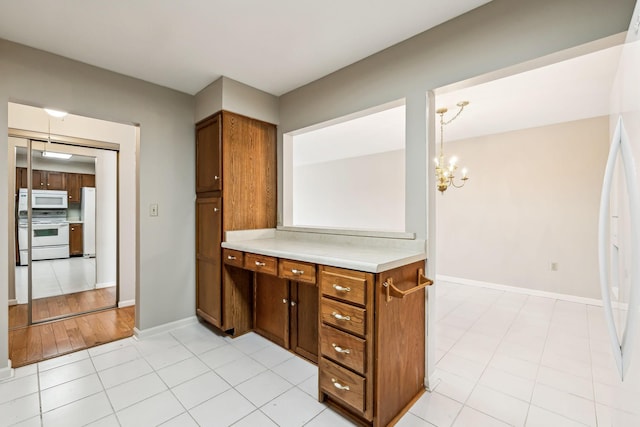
223,249,244,267
320,324,366,374
244,253,277,275
279,259,316,284
320,357,366,414
320,268,367,306
321,297,366,337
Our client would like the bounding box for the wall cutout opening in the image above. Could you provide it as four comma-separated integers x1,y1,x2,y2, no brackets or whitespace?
283,101,406,232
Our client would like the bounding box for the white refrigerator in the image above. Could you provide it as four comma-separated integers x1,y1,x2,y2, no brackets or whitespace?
598,1,640,424
81,187,96,257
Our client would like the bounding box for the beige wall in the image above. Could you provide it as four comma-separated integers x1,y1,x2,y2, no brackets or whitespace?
436,117,609,299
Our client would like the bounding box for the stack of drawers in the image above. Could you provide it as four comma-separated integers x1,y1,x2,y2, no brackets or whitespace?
318,265,374,422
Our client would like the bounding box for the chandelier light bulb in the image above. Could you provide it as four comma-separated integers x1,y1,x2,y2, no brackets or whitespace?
434,101,470,193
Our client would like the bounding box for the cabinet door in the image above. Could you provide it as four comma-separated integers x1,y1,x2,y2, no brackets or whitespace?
69,223,83,255
32,170,46,189
45,171,66,190
254,273,289,348
196,114,222,193
291,281,319,363
67,173,81,202
81,174,95,188
196,197,223,327
16,167,27,191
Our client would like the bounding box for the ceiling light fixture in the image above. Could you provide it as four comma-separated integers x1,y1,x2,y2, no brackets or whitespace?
434,101,470,193
42,151,72,159
44,108,68,118
42,107,71,159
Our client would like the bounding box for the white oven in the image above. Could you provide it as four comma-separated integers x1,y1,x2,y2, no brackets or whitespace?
17,209,70,266
18,188,68,212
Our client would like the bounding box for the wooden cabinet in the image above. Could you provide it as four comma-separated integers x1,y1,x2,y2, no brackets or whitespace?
249,255,319,363
69,223,83,256
16,167,27,191
196,114,221,194
254,273,289,348
318,261,427,427
195,111,276,335
32,170,66,190
66,173,81,202
196,197,223,327
290,280,319,363
16,168,94,201
81,173,95,188
220,244,427,426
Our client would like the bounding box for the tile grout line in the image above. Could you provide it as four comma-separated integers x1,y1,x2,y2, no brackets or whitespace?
454,290,532,426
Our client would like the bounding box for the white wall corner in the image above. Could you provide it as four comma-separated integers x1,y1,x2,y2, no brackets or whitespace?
133,316,198,340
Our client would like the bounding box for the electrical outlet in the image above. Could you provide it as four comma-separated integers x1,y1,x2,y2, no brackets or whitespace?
551,262,558,271
150,203,158,217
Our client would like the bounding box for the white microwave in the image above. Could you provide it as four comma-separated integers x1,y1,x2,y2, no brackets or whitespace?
18,188,69,211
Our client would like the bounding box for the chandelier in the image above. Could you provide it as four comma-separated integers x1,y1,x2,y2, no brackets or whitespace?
435,101,469,193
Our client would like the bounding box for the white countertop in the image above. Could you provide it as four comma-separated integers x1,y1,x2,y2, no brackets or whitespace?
222,228,427,273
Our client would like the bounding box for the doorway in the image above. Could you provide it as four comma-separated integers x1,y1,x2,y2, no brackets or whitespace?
9,137,118,328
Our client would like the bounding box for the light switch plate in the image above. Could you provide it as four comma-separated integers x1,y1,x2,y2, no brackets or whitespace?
150,203,158,217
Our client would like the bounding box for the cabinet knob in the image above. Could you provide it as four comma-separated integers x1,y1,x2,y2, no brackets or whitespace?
291,269,304,275
290,301,296,306
331,312,351,322
331,343,351,354
332,284,351,293
214,175,220,180
282,298,288,304
71,228,75,231
331,378,350,391
255,261,266,267
214,207,219,212
227,255,236,260
69,195,72,199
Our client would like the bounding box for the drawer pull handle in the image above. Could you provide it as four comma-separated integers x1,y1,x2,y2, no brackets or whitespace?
331,378,350,391
291,269,304,275
332,284,351,293
332,343,351,354
227,255,236,260
331,312,351,321
255,261,266,267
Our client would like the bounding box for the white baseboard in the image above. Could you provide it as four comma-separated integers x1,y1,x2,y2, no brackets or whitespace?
118,299,135,308
0,360,13,381
133,316,198,340
96,281,116,289
8,299,17,306
437,275,603,307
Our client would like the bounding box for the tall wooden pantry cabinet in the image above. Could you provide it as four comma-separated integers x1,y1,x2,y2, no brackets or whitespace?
195,111,276,335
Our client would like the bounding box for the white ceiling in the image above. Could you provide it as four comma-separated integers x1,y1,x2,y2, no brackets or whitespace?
0,0,492,96
436,44,624,142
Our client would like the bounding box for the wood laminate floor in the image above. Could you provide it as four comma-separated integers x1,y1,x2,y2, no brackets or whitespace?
9,286,117,328
8,306,135,368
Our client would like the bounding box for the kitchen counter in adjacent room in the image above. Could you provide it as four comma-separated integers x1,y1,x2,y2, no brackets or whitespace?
221,227,427,273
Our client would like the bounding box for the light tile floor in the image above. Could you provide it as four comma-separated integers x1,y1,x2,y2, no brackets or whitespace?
15,257,97,302
2,281,640,426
